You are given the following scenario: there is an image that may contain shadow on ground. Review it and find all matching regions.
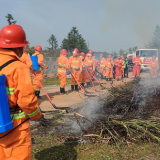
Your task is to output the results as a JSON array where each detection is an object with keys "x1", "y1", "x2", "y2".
[{"x1": 35, "y1": 139, "x2": 78, "y2": 160}]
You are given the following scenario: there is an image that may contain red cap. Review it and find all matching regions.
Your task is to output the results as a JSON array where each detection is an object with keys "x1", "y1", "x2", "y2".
[
  {"x1": 35, "y1": 45, "x2": 42, "y2": 52},
  {"x1": 61, "y1": 49, "x2": 67, "y2": 55},
  {"x1": 100, "y1": 53, "x2": 103, "y2": 56},
  {"x1": 89, "y1": 50, "x2": 93, "y2": 54},
  {"x1": 108, "y1": 55, "x2": 111, "y2": 58},
  {"x1": 80, "y1": 52, "x2": 85, "y2": 57}
]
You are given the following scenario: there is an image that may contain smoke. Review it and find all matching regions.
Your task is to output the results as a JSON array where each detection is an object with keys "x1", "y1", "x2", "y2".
[
  {"x1": 70, "y1": 99, "x2": 102, "y2": 134},
  {"x1": 101, "y1": 0, "x2": 160, "y2": 44}
]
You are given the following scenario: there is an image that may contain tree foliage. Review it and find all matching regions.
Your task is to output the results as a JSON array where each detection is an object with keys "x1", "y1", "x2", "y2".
[
  {"x1": 47, "y1": 34, "x2": 58, "y2": 50},
  {"x1": 27, "y1": 45, "x2": 35, "y2": 55},
  {"x1": 145, "y1": 25, "x2": 160, "y2": 49},
  {"x1": 61, "y1": 27, "x2": 88, "y2": 55},
  {"x1": 5, "y1": 14, "x2": 17, "y2": 25}
]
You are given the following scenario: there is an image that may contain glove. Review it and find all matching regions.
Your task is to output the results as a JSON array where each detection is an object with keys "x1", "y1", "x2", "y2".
[{"x1": 38, "y1": 115, "x2": 50, "y2": 126}]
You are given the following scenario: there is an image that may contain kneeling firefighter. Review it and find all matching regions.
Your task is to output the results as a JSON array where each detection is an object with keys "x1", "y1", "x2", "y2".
[
  {"x1": 68, "y1": 48, "x2": 82, "y2": 91},
  {"x1": 32, "y1": 45, "x2": 48, "y2": 99},
  {"x1": 0, "y1": 24, "x2": 45, "y2": 160},
  {"x1": 57, "y1": 49, "x2": 69, "y2": 94}
]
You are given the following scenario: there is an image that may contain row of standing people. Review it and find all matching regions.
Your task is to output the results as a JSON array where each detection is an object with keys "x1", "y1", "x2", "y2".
[
  {"x1": 99, "y1": 54, "x2": 129, "y2": 81},
  {"x1": 57, "y1": 48, "x2": 98, "y2": 95}
]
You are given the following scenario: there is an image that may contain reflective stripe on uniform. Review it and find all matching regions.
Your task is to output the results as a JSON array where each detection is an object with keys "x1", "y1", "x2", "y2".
[
  {"x1": 42, "y1": 64, "x2": 46, "y2": 67},
  {"x1": 71, "y1": 61, "x2": 80, "y2": 63},
  {"x1": 88, "y1": 60, "x2": 93, "y2": 63},
  {"x1": 58, "y1": 63, "x2": 65, "y2": 66},
  {"x1": 71, "y1": 66, "x2": 80, "y2": 69},
  {"x1": 58, "y1": 70, "x2": 66, "y2": 72},
  {"x1": 11, "y1": 112, "x2": 27, "y2": 120},
  {"x1": 6, "y1": 87, "x2": 14, "y2": 95},
  {"x1": 35, "y1": 89, "x2": 40, "y2": 91},
  {"x1": 28, "y1": 109, "x2": 39, "y2": 118}
]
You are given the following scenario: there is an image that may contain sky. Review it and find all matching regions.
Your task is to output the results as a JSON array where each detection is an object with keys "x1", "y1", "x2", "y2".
[{"x1": 1, "y1": 0, "x2": 160, "y2": 53}]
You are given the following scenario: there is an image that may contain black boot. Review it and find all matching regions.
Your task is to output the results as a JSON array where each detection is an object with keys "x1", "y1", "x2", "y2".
[
  {"x1": 63, "y1": 88, "x2": 68, "y2": 95},
  {"x1": 106, "y1": 78, "x2": 108, "y2": 81},
  {"x1": 60, "y1": 87, "x2": 63, "y2": 95},
  {"x1": 36, "y1": 91, "x2": 43, "y2": 100},
  {"x1": 81, "y1": 83, "x2": 84, "y2": 88},
  {"x1": 35, "y1": 91, "x2": 39, "y2": 97},
  {"x1": 71, "y1": 85, "x2": 74, "y2": 91},
  {"x1": 75, "y1": 85, "x2": 78, "y2": 91},
  {"x1": 109, "y1": 78, "x2": 111, "y2": 81},
  {"x1": 101, "y1": 75, "x2": 103, "y2": 79},
  {"x1": 87, "y1": 82, "x2": 90, "y2": 88}
]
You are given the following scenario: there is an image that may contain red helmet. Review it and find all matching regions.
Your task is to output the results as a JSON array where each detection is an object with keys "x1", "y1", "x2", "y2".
[
  {"x1": 73, "y1": 48, "x2": 79, "y2": 54},
  {"x1": 100, "y1": 53, "x2": 103, "y2": 56},
  {"x1": 35, "y1": 45, "x2": 42, "y2": 52},
  {"x1": 80, "y1": 52, "x2": 85, "y2": 57},
  {"x1": 120, "y1": 55, "x2": 124, "y2": 58},
  {"x1": 152, "y1": 55, "x2": 156, "y2": 58},
  {"x1": 89, "y1": 50, "x2": 93, "y2": 54},
  {"x1": 61, "y1": 49, "x2": 67, "y2": 55},
  {"x1": 0, "y1": 24, "x2": 29, "y2": 48},
  {"x1": 108, "y1": 55, "x2": 111, "y2": 58}
]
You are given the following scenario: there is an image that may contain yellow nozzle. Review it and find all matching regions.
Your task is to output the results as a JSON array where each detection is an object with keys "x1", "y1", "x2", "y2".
[
  {"x1": 0, "y1": 72, "x2": 2, "y2": 76},
  {"x1": 62, "y1": 110, "x2": 66, "y2": 113}
]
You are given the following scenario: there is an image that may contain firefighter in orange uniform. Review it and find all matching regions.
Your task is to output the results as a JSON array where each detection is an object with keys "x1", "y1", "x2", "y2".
[
  {"x1": 0, "y1": 24, "x2": 42, "y2": 160},
  {"x1": 149, "y1": 55, "x2": 159, "y2": 77},
  {"x1": 120, "y1": 55, "x2": 125, "y2": 78},
  {"x1": 32, "y1": 45, "x2": 48, "y2": 99},
  {"x1": 132, "y1": 55, "x2": 142, "y2": 79},
  {"x1": 20, "y1": 47, "x2": 33, "y2": 70},
  {"x1": 79, "y1": 52, "x2": 87, "y2": 87},
  {"x1": 99, "y1": 53, "x2": 106, "y2": 79},
  {"x1": 68, "y1": 48, "x2": 82, "y2": 91},
  {"x1": 57, "y1": 49, "x2": 68, "y2": 94},
  {"x1": 114, "y1": 56, "x2": 122, "y2": 80},
  {"x1": 105, "y1": 55, "x2": 114, "y2": 81},
  {"x1": 85, "y1": 50, "x2": 95, "y2": 87}
]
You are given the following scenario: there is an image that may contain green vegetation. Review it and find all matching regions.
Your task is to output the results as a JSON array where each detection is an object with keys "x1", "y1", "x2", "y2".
[
  {"x1": 32, "y1": 134, "x2": 160, "y2": 160},
  {"x1": 47, "y1": 34, "x2": 58, "y2": 50},
  {"x1": 5, "y1": 14, "x2": 17, "y2": 25},
  {"x1": 43, "y1": 77, "x2": 71, "y2": 86},
  {"x1": 61, "y1": 27, "x2": 89, "y2": 55}
]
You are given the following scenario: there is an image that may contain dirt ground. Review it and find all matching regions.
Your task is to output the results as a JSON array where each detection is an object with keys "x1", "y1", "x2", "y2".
[{"x1": 38, "y1": 72, "x2": 148, "y2": 112}]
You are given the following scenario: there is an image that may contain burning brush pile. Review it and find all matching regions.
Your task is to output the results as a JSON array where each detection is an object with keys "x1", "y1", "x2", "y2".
[{"x1": 76, "y1": 77, "x2": 160, "y2": 144}]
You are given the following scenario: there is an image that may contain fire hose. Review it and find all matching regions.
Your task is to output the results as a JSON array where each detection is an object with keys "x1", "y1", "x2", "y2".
[
  {"x1": 33, "y1": 71, "x2": 70, "y2": 113},
  {"x1": 83, "y1": 64, "x2": 96, "y2": 90},
  {"x1": 86, "y1": 67, "x2": 106, "y2": 89}
]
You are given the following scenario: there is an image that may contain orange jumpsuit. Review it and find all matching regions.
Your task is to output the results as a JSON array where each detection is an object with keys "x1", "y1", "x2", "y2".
[
  {"x1": 105, "y1": 58, "x2": 114, "y2": 79},
  {"x1": 57, "y1": 54, "x2": 68, "y2": 88},
  {"x1": 132, "y1": 57, "x2": 141, "y2": 79},
  {"x1": 68, "y1": 55, "x2": 82, "y2": 85},
  {"x1": 149, "y1": 59, "x2": 159, "y2": 77},
  {"x1": 120, "y1": 59, "x2": 125, "y2": 77},
  {"x1": 20, "y1": 51, "x2": 33, "y2": 70},
  {"x1": 32, "y1": 51, "x2": 47, "y2": 91},
  {"x1": 0, "y1": 49, "x2": 42, "y2": 160},
  {"x1": 79, "y1": 56, "x2": 87, "y2": 84},
  {"x1": 84, "y1": 54, "x2": 95, "y2": 81},
  {"x1": 99, "y1": 57, "x2": 106, "y2": 76},
  {"x1": 114, "y1": 58, "x2": 122, "y2": 80}
]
